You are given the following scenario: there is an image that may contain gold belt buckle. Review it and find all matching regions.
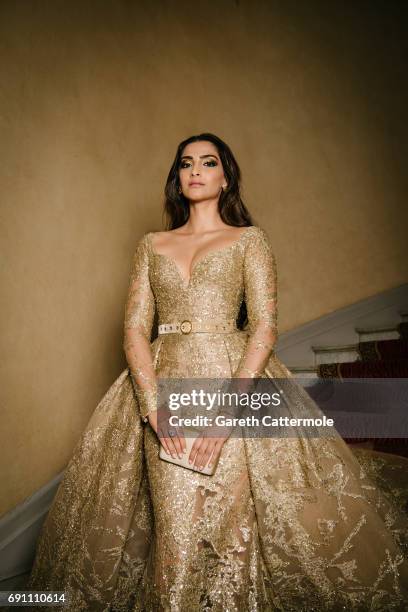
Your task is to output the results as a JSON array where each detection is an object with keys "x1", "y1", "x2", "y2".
[{"x1": 180, "y1": 320, "x2": 192, "y2": 334}]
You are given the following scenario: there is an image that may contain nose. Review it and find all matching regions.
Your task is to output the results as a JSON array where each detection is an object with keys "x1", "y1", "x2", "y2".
[{"x1": 190, "y1": 162, "x2": 201, "y2": 176}]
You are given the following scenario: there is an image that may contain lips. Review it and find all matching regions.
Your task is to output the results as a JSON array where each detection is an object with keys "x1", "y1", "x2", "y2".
[{"x1": 189, "y1": 182, "x2": 204, "y2": 186}]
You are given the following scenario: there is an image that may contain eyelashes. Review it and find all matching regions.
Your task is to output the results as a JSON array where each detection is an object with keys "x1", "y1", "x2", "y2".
[{"x1": 180, "y1": 160, "x2": 218, "y2": 169}]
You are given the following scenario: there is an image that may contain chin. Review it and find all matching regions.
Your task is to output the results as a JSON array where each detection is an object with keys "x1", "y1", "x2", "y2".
[{"x1": 187, "y1": 190, "x2": 217, "y2": 201}]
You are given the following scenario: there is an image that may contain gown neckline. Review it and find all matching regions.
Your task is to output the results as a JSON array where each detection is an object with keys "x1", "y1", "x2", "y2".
[{"x1": 147, "y1": 225, "x2": 253, "y2": 289}]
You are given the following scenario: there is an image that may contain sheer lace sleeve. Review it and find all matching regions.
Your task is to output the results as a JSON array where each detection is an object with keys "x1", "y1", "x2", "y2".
[
  {"x1": 123, "y1": 233, "x2": 157, "y2": 423},
  {"x1": 234, "y1": 227, "x2": 278, "y2": 380}
]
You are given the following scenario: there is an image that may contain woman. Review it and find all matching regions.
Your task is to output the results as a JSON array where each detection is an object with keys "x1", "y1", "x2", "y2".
[{"x1": 28, "y1": 133, "x2": 408, "y2": 611}]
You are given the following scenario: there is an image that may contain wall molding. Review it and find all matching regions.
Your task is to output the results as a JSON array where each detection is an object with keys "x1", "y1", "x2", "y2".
[{"x1": 0, "y1": 472, "x2": 63, "y2": 580}]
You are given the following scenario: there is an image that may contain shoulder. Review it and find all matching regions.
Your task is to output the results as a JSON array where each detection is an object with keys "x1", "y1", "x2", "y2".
[
  {"x1": 130, "y1": 232, "x2": 154, "y2": 261},
  {"x1": 134, "y1": 232, "x2": 151, "y2": 248},
  {"x1": 134, "y1": 230, "x2": 178, "y2": 257},
  {"x1": 244, "y1": 225, "x2": 268, "y2": 236},
  {"x1": 242, "y1": 225, "x2": 272, "y2": 245},
  {"x1": 136, "y1": 230, "x2": 167, "y2": 246},
  {"x1": 145, "y1": 229, "x2": 180, "y2": 251},
  {"x1": 242, "y1": 226, "x2": 276, "y2": 268}
]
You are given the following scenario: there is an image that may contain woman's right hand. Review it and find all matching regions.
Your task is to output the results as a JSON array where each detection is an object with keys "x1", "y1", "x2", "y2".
[{"x1": 148, "y1": 406, "x2": 186, "y2": 460}]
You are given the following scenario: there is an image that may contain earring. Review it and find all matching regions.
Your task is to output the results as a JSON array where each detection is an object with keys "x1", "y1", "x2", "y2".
[
  {"x1": 178, "y1": 186, "x2": 182, "y2": 194},
  {"x1": 222, "y1": 185, "x2": 227, "y2": 191}
]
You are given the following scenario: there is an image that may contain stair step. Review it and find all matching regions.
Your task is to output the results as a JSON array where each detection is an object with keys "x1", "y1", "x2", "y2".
[
  {"x1": 289, "y1": 366, "x2": 319, "y2": 375},
  {"x1": 288, "y1": 366, "x2": 319, "y2": 387},
  {"x1": 0, "y1": 572, "x2": 29, "y2": 590},
  {"x1": 399, "y1": 310, "x2": 408, "y2": 322},
  {"x1": 355, "y1": 325, "x2": 400, "y2": 342},
  {"x1": 311, "y1": 344, "x2": 360, "y2": 366},
  {"x1": 285, "y1": 308, "x2": 408, "y2": 381}
]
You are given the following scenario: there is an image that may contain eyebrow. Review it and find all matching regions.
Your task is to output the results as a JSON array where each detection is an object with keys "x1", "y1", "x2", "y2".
[{"x1": 180, "y1": 154, "x2": 219, "y2": 160}]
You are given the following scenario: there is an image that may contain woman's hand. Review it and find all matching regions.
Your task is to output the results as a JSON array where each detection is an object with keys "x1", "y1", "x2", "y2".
[
  {"x1": 148, "y1": 405, "x2": 186, "y2": 460},
  {"x1": 188, "y1": 422, "x2": 233, "y2": 471}
]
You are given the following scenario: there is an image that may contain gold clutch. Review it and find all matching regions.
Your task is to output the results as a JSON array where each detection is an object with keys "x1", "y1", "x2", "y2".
[{"x1": 159, "y1": 428, "x2": 219, "y2": 476}]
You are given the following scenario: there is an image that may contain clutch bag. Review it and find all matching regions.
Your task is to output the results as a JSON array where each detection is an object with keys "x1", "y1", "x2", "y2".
[{"x1": 159, "y1": 428, "x2": 219, "y2": 476}]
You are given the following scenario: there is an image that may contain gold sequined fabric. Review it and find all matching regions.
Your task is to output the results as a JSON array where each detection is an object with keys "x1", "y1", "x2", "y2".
[{"x1": 27, "y1": 226, "x2": 408, "y2": 611}]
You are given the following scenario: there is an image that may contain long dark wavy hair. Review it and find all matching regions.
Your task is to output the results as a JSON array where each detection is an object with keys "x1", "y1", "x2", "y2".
[{"x1": 162, "y1": 132, "x2": 255, "y2": 330}]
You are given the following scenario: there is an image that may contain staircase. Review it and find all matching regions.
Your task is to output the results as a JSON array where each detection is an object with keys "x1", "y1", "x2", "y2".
[{"x1": 288, "y1": 311, "x2": 408, "y2": 457}]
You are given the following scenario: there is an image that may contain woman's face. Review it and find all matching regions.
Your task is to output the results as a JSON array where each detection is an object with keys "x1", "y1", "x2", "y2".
[{"x1": 178, "y1": 141, "x2": 227, "y2": 202}]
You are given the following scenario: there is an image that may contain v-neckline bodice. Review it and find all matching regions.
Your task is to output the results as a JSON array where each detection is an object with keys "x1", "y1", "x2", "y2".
[{"x1": 147, "y1": 226, "x2": 252, "y2": 289}]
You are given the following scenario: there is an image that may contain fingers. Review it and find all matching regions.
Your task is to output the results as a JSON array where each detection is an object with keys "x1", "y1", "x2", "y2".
[
  {"x1": 158, "y1": 425, "x2": 227, "y2": 471},
  {"x1": 189, "y1": 436, "x2": 224, "y2": 471},
  {"x1": 158, "y1": 426, "x2": 186, "y2": 459},
  {"x1": 188, "y1": 435, "x2": 206, "y2": 468},
  {"x1": 178, "y1": 429, "x2": 186, "y2": 455},
  {"x1": 158, "y1": 430, "x2": 174, "y2": 457},
  {"x1": 159, "y1": 431, "x2": 178, "y2": 458},
  {"x1": 207, "y1": 440, "x2": 223, "y2": 469},
  {"x1": 175, "y1": 427, "x2": 186, "y2": 455}
]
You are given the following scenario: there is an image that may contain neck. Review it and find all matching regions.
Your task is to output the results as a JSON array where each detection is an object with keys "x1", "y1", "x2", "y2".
[{"x1": 184, "y1": 198, "x2": 228, "y2": 234}]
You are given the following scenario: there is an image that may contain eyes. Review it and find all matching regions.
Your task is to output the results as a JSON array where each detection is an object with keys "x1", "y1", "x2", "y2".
[{"x1": 180, "y1": 159, "x2": 218, "y2": 169}]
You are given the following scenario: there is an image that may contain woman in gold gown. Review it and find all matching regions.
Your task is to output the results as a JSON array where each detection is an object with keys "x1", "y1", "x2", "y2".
[{"x1": 28, "y1": 133, "x2": 408, "y2": 611}]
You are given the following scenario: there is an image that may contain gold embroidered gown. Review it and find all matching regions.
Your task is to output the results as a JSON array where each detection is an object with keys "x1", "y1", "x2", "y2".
[{"x1": 28, "y1": 226, "x2": 408, "y2": 611}]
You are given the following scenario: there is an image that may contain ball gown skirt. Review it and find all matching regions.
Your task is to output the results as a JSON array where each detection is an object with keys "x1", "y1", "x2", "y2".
[{"x1": 27, "y1": 226, "x2": 408, "y2": 611}]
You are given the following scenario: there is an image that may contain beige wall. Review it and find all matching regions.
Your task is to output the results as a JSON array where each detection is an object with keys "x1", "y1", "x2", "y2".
[{"x1": 1, "y1": 0, "x2": 407, "y2": 516}]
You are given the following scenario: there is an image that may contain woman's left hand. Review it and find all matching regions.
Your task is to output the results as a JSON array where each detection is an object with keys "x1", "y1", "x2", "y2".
[{"x1": 188, "y1": 423, "x2": 233, "y2": 471}]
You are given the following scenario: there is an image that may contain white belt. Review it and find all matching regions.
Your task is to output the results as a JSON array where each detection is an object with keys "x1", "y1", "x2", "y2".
[{"x1": 158, "y1": 319, "x2": 237, "y2": 335}]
